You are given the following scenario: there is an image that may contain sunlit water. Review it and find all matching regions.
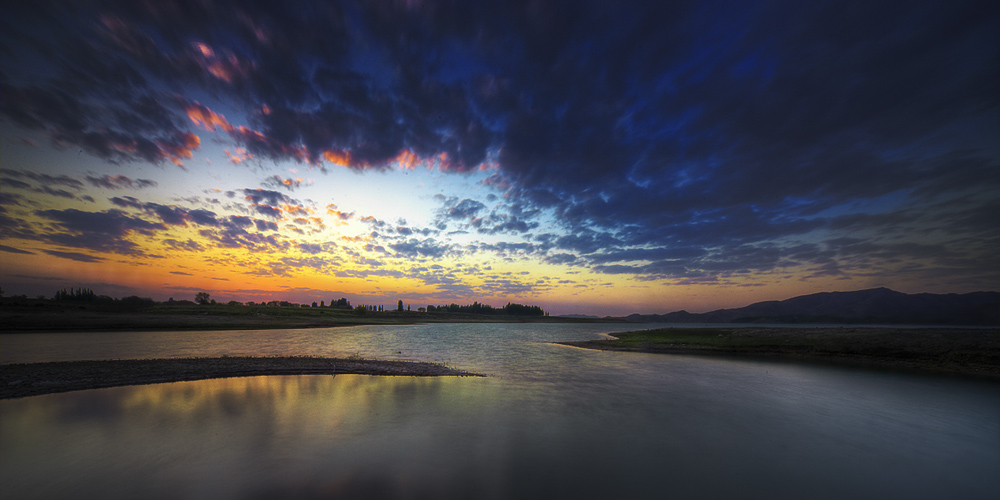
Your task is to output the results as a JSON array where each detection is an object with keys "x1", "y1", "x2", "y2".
[{"x1": 2, "y1": 324, "x2": 999, "y2": 499}]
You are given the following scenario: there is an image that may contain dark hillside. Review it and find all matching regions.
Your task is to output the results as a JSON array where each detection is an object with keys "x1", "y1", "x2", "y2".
[{"x1": 626, "y1": 288, "x2": 1000, "y2": 325}]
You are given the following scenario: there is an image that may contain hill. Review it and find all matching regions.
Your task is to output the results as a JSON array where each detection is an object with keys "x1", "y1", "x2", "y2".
[{"x1": 625, "y1": 288, "x2": 1000, "y2": 325}]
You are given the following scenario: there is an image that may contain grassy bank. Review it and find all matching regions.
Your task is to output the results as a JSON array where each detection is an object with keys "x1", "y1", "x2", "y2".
[
  {"x1": 0, "y1": 356, "x2": 483, "y2": 399},
  {"x1": 559, "y1": 327, "x2": 1000, "y2": 379},
  {"x1": 0, "y1": 301, "x2": 608, "y2": 333}
]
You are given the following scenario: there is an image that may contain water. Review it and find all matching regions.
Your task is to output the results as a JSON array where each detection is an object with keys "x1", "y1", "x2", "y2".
[{"x1": 2, "y1": 324, "x2": 999, "y2": 499}]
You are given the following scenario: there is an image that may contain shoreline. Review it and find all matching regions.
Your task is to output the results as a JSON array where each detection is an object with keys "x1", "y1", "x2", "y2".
[
  {"x1": 557, "y1": 327, "x2": 1000, "y2": 380},
  {"x1": 0, "y1": 356, "x2": 484, "y2": 399},
  {"x1": 0, "y1": 304, "x2": 611, "y2": 334}
]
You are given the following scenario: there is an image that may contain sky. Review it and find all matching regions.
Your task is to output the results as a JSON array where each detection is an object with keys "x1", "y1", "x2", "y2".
[{"x1": 1, "y1": 0, "x2": 998, "y2": 316}]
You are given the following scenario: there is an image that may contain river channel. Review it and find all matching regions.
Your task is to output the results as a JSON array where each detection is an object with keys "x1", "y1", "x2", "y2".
[{"x1": 2, "y1": 323, "x2": 998, "y2": 499}]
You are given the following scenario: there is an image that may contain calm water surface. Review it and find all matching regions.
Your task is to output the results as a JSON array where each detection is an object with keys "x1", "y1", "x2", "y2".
[{"x1": 2, "y1": 324, "x2": 999, "y2": 499}]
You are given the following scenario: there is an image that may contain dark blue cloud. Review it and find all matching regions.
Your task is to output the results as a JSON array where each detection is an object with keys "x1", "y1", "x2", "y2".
[
  {"x1": 86, "y1": 175, "x2": 157, "y2": 190},
  {"x1": 2, "y1": 0, "x2": 997, "y2": 286},
  {"x1": 254, "y1": 219, "x2": 279, "y2": 232},
  {"x1": 389, "y1": 238, "x2": 454, "y2": 259},
  {"x1": 38, "y1": 208, "x2": 165, "y2": 237},
  {"x1": 446, "y1": 199, "x2": 487, "y2": 220},
  {"x1": 42, "y1": 249, "x2": 105, "y2": 263},
  {"x1": 110, "y1": 196, "x2": 220, "y2": 227},
  {"x1": 240, "y1": 189, "x2": 292, "y2": 207},
  {"x1": 33, "y1": 208, "x2": 166, "y2": 255},
  {"x1": 0, "y1": 244, "x2": 34, "y2": 255},
  {"x1": 162, "y1": 238, "x2": 204, "y2": 253}
]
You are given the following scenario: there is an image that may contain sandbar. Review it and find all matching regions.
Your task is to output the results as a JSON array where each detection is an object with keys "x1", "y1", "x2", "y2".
[{"x1": 0, "y1": 356, "x2": 482, "y2": 399}]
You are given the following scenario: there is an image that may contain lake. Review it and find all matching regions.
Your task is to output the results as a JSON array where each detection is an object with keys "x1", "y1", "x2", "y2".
[{"x1": 2, "y1": 323, "x2": 999, "y2": 499}]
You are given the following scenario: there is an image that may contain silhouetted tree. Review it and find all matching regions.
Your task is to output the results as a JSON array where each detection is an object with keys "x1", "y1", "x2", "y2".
[
  {"x1": 195, "y1": 292, "x2": 211, "y2": 305},
  {"x1": 120, "y1": 296, "x2": 155, "y2": 308},
  {"x1": 423, "y1": 301, "x2": 546, "y2": 316},
  {"x1": 54, "y1": 288, "x2": 97, "y2": 301},
  {"x1": 398, "y1": 300, "x2": 404, "y2": 312},
  {"x1": 331, "y1": 298, "x2": 352, "y2": 309}
]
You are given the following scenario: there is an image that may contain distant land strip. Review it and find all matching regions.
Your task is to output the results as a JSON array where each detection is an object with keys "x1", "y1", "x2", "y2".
[
  {"x1": 0, "y1": 302, "x2": 608, "y2": 333},
  {"x1": 0, "y1": 356, "x2": 483, "y2": 399},
  {"x1": 558, "y1": 327, "x2": 1000, "y2": 380}
]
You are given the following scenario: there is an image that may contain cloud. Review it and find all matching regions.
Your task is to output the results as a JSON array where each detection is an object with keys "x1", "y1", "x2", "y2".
[
  {"x1": 33, "y1": 208, "x2": 165, "y2": 255},
  {"x1": 298, "y1": 243, "x2": 336, "y2": 255},
  {"x1": 325, "y1": 204, "x2": 355, "y2": 224},
  {"x1": 110, "y1": 196, "x2": 219, "y2": 227},
  {"x1": 197, "y1": 216, "x2": 290, "y2": 253},
  {"x1": 162, "y1": 238, "x2": 204, "y2": 252},
  {"x1": 38, "y1": 208, "x2": 165, "y2": 237},
  {"x1": 389, "y1": 238, "x2": 455, "y2": 259},
  {"x1": 253, "y1": 204, "x2": 283, "y2": 219},
  {"x1": 544, "y1": 253, "x2": 579, "y2": 266},
  {"x1": 0, "y1": 244, "x2": 35, "y2": 255},
  {"x1": 185, "y1": 101, "x2": 237, "y2": 133},
  {"x1": 2, "y1": 169, "x2": 85, "y2": 190},
  {"x1": 254, "y1": 219, "x2": 279, "y2": 232},
  {"x1": 0, "y1": 169, "x2": 94, "y2": 200},
  {"x1": 240, "y1": 188, "x2": 293, "y2": 207},
  {"x1": 445, "y1": 198, "x2": 487, "y2": 220},
  {"x1": 42, "y1": 249, "x2": 105, "y2": 263},
  {"x1": 3, "y1": 0, "x2": 997, "y2": 288},
  {"x1": 0, "y1": 80, "x2": 198, "y2": 166},
  {"x1": 86, "y1": 175, "x2": 158, "y2": 190},
  {"x1": 262, "y1": 175, "x2": 309, "y2": 191}
]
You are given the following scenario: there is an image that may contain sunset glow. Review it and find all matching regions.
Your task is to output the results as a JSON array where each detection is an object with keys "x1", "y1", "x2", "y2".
[{"x1": 1, "y1": 0, "x2": 997, "y2": 315}]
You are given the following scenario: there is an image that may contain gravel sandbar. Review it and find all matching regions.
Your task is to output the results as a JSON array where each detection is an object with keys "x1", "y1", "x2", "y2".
[{"x1": 0, "y1": 356, "x2": 482, "y2": 399}]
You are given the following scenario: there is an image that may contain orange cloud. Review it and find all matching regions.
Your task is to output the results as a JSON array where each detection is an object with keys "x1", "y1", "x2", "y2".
[
  {"x1": 325, "y1": 203, "x2": 354, "y2": 225},
  {"x1": 394, "y1": 149, "x2": 419, "y2": 169},
  {"x1": 282, "y1": 204, "x2": 310, "y2": 216},
  {"x1": 341, "y1": 234, "x2": 371, "y2": 242},
  {"x1": 158, "y1": 132, "x2": 201, "y2": 166},
  {"x1": 226, "y1": 147, "x2": 252, "y2": 164},
  {"x1": 195, "y1": 42, "x2": 214, "y2": 58},
  {"x1": 186, "y1": 103, "x2": 235, "y2": 133},
  {"x1": 192, "y1": 42, "x2": 253, "y2": 83},
  {"x1": 322, "y1": 149, "x2": 353, "y2": 167}
]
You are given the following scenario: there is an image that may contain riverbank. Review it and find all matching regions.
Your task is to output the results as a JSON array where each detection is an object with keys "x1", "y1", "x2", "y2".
[
  {"x1": 558, "y1": 327, "x2": 1000, "y2": 379},
  {"x1": 0, "y1": 356, "x2": 483, "y2": 399},
  {"x1": 0, "y1": 301, "x2": 609, "y2": 333}
]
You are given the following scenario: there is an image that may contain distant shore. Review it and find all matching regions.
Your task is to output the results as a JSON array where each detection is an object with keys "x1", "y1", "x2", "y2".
[
  {"x1": 0, "y1": 301, "x2": 610, "y2": 334},
  {"x1": 0, "y1": 356, "x2": 483, "y2": 399},
  {"x1": 558, "y1": 327, "x2": 1000, "y2": 380}
]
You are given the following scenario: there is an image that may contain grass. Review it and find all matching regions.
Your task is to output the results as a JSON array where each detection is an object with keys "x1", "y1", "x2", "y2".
[
  {"x1": 0, "y1": 301, "x2": 599, "y2": 333},
  {"x1": 562, "y1": 327, "x2": 1000, "y2": 379}
]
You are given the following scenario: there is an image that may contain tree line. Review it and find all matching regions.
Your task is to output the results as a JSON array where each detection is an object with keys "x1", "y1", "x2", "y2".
[
  {"x1": 426, "y1": 301, "x2": 546, "y2": 316},
  {"x1": 23, "y1": 289, "x2": 545, "y2": 317}
]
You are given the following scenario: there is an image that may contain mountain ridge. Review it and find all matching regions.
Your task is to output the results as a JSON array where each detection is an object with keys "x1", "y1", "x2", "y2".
[{"x1": 623, "y1": 288, "x2": 1000, "y2": 325}]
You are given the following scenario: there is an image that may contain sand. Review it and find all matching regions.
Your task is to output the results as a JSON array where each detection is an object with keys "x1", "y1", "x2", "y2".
[{"x1": 0, "y1": 356, "x2": 482, "y2": 399}]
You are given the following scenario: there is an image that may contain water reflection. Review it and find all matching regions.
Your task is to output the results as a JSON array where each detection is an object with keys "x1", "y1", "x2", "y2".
[
  {"x1": 2, "y1": 375, "x2": 487, "y2": 500},
  {"x1": 3, "y1": 324, "x2": 1000, "y2": 500}
]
